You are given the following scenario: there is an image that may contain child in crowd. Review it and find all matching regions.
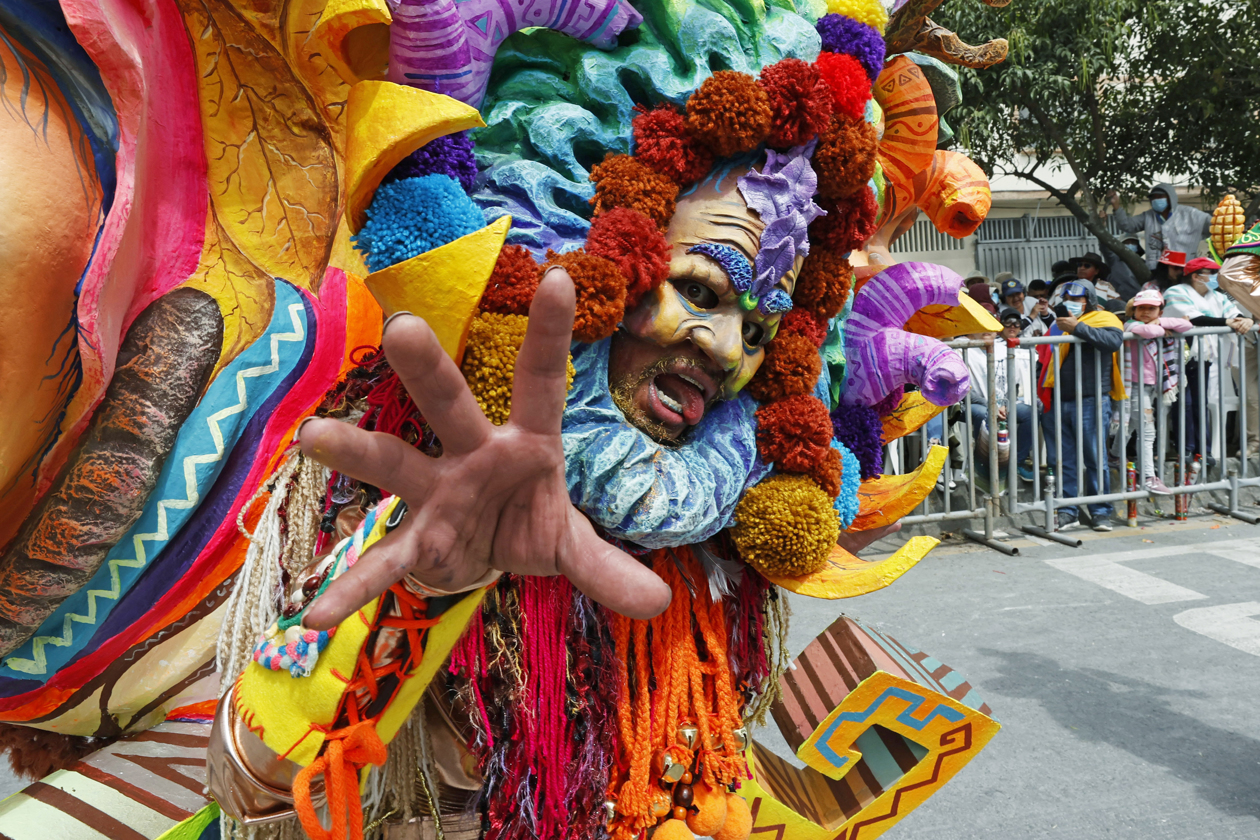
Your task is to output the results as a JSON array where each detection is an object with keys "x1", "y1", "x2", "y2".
[{"x1": 1123, "y1": 289, "x2": 1192, "y2": 493}]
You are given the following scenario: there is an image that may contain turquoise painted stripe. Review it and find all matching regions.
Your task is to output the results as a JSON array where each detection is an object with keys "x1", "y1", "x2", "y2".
[
  {"x1": 1, "y1": 282, "x2": 310, "y2": 679},
  {"x1": 939, "y1": 670, "x2": 966, "y2": 692},
  {"x1": 854, "y1": 727, "x2": 903, "y2": 791}
]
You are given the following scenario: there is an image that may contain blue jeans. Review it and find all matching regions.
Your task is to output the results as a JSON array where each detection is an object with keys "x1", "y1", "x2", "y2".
[{"x1": 1043, "y1": 399, "x2": 1113, "y2": 520}]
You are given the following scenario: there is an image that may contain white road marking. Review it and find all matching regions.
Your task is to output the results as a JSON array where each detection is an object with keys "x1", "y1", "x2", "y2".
[
  {"x1": 1044, "y1": 555, "x2": 1207, "y2": 604},
  {"x1": 1205, "y1": 538, "x2": 1260, "y2": 569},
  {"x1": 1173, "y1": 602, "x2": 1260, "y2": 657}
]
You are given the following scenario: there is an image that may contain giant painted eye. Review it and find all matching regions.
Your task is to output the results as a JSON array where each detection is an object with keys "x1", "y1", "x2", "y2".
[
  {"x1": 672, "y1": 278, "x2": 719, "y2": 309},
  {"x1": 742, "y1": 320, "x2": 766, "y2": 346}
]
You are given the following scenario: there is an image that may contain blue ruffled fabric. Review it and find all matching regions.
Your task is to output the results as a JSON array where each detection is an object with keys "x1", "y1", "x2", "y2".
[{"x1": 562, "y1": 340, "x2": 770, "y2": 548}]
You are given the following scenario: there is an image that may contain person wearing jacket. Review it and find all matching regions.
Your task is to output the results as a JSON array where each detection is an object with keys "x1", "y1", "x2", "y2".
[
  {"x1": 1123, "y1": 289, "x2": 1193, "y2": 494},
  {"x1": 964, "y1": 308, "x2": 1037, "y2": 482},
  {"x1": 1103, "y1": 234, "x2": 1144, "y2": 300},
  {"x1": 1038, "y1": 280, "x2": 1126, "y2": 531},
  {"x1": 1162, "y1": 257, "x2": 1254, "y2": 464},
  {"x1": 1109, "y1": 183, "x2": 1211, "y2": 271}
]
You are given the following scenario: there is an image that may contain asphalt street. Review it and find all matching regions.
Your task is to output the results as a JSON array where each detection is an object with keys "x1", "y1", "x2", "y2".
[{"x1": 753, "y1": 514, "x2": 1260, "y2": 840}]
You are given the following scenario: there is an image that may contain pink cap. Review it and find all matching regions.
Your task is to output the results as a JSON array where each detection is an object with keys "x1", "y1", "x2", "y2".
[{"x1": 1133, "y1": 289, "x2": 1163, "y2": 306}]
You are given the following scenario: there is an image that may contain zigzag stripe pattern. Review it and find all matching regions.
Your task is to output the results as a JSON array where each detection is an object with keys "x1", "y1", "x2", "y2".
[{"x1": 3, "y1": 303, "x2": 307, "y2": 676}]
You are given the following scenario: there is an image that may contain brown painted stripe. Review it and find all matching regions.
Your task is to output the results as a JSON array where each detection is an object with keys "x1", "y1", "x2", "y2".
[
  {"x1": 781, "y1": 668, "x2": 821, "y2": 732},
  {"x1": 874, "y1": 726, "x2": 921, "y2": 774},
  {"x1": 817, "y1": 627, "x2": 861, "y2": 695},
  {"x1": 24, "y1": 781, "x2": 150, "y2": 840},
  {"x1": 71, "y1": 762, "x2": 192, "y2": 822},
  {"x1": 830, "y1": 621, "x2": 878, "y2": 684},
  {"x1": 127, "y1": 730, "x2": 208, "y2": 748},
  {"x1": 752, "y1": 744, "x2": 815, "y2": 820},
  {"x1": 824, "y1": 772, "x2": 863, "y2": 819},
  {"x1": 852, "y1": 758, "x2": 884, "y2": 804},
  {"x1": 118, "y1": 754, "x2": 206, "y2": 795},
  {"x1": 880, "y1": 634, "x2": 945, "y2": 690},
  {"x1": 797, "y1": 652, "x2": 842, "y2": 729}
]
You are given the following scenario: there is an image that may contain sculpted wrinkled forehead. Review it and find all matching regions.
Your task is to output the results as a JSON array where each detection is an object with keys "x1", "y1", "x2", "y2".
[{"x1": 666, "y1": 173, "x2": 765, "y2": 264}]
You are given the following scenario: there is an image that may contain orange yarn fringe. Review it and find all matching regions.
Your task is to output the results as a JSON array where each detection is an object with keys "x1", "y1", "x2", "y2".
[{"x1": 609, "y1": 547, "x2": 747, "y2": 839}]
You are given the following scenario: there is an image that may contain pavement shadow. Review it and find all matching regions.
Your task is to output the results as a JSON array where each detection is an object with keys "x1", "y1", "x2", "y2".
[{"x1": 978, "y1": 648, "x2": 1260, "y2": 820}]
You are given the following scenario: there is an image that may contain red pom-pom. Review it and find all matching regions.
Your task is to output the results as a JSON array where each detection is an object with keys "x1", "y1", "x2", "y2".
[
  {"x1": 809, "y1": 446, "x2": 843, "y2": 497},
  {"x1": 590, "y1": 154, "x2": 679, "y2": 228},
  {"x1": 779, "y1": 308, "x2": 827, "y2": 347},
  {"x1": 794, "y1": 249, "x2": 854, "y2": 320},
  {"x1": 811, "y1": 189, "x2": 879, "y2": 253},
  {"x1": 745, "y1": 333, "x2": 821, "y2": 402},
  {"x1": 633, "y1": 105, "x2": 714, "y2": 187},
  {"x1": 813, "y1": 115, "x2": 879, "y2": 200},
  {"x1": 685, "y1": 71, "x2": 772, "y2": 157},
  {"x1": 544, "y1": 249, "x2": 628, "y2": 342},
  {"x1": 815, "y1": 52, "x2": 872, "y2": 121},
  {"x1": 585, "y1": 207, "x2": 672, "y2": 310},
  {"x1": 480, "y1": 245, "x2": 542, "y2": 316},
  {"x1": 759, "y1": 58, "x2": 833, "y2": 149},
  {"x1": 756, "y1": 394, "x2": 834, "y2": 473}
]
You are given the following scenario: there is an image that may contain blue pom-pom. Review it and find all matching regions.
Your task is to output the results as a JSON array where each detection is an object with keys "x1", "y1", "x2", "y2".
[
  {"x1": 354, "y1": 174, "x2": 486, "y2": 273},
  {"x1": 833, "y1": 439, "x2": 861, "y2": 529}
]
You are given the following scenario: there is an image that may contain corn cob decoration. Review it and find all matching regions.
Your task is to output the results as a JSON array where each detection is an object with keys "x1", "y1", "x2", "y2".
[{"x1": 1211, "y1": 194, "x2": 1247, "y2": 256}]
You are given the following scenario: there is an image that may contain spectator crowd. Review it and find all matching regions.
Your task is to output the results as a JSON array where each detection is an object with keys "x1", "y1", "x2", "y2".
[{"x1": 931, "y1": 183, "x2": 1259, "y2": 532}]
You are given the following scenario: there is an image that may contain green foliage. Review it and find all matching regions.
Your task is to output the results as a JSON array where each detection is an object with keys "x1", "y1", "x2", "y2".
[{"x1": 935, "y1": 0, "x2": 1260, "y2": 279}]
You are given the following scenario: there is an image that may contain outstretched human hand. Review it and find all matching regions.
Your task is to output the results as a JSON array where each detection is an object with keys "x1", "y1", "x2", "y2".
[{"x1": 298, "y1": 268, "x2": 673, "y2": 630}]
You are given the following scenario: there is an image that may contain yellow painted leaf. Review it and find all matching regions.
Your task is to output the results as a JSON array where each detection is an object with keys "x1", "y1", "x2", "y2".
[
  {"x1": 760, "y1": 535, "x2": 938, "y2": 600},
  {"x1": 882, "y1": 390, "x2": 946, "y2": 442},
  {"x1": 181, "y1": 210, "x2": 275, "y2": 378},
  {"x1": 903, "y1": 292, "x2": 1002, "y2": 338},
  {"x1": 850, "y1": 444, "x2": 947, "y2": 531},
  {"x1": 175, "y1": 0, "x2": 338, "y2": 291}
]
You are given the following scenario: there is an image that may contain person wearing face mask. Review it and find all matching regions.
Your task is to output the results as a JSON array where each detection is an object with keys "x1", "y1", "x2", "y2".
[
  {"x1": 1108, "y1": 184, "x2": 1212, "y2": 272},
  {"x1": 1102, "y1": 235, "x2": 1144, "y2": 300},
  {"x1": 1161, "y1": 257, "x2": 1254, "y2": 465},
  {"x1": 1070, "y1": 252, "x2": 1119, "y2": 301},
  {"x1": 1037, "y1": 280, "x2": 1126, "y2": 531},
  {"x1": 1122, "y1": 290, "x2": 1193, "y2": 494}
]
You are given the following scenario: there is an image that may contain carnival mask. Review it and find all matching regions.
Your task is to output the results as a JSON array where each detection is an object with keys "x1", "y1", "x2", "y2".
[{"x1": 609, "y1": 172, "x2": 803, "y2": 442}]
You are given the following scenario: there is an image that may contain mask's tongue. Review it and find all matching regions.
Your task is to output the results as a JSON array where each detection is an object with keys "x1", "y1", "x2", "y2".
[{"x1": 655, "y1": 373, "x2": 705, "y2": 425}]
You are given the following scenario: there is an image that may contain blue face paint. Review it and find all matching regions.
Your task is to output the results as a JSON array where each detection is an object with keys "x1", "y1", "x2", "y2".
[{"x1": 1151, "y1": 197, "x2": 1169, "y2": 213}]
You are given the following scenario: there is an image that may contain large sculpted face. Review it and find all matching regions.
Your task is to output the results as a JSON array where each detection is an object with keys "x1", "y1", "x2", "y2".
[{"x1": 608, "y1": 174, "x2": 799, "y2": 442}]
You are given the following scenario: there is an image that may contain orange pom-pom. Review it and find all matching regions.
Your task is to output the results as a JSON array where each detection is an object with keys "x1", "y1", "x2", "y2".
[
  {"x1": 811, "y1": 189, "x2": 879, "y2": 253},
  {"x1": 809, "y1": 445, "x2": 843, "y2": 497},
  {"x1": 685, "y1": 71, "x2": 772, "y2": 158},
  {"x1": 480, "y1": 245, "x2": 542, "y2": 316},
  {"x1": 656, "y1": 818, "x2": 696, "y2": 840},
  {"x1": 633, "y1": 105, "x2": 715, "y2": 186},
  {"x1": 813, "y1": 115, "x2": 878, "y2": 200},
  {"x1": 793, "y1": 248, "x2": 853, "y2": 320},
  {"x1": 686, "y1": 781, "x2": 729, "y2": 836},
  {"x1": 745, "y1": 333, "x2": 821, "y2": 402},
  {"x1": 585, "y1": 207, "x2": 671, "y2": 310},
  {"x1": 778, "y1": 308, "x2": 827, "y2": 347},
  {"x1": 590, "y1": 153, "x2": 679, "y2": 228},
  {"x1": 756, "y1": 394, "x2": 833, "y2": 474},
  {"x1": 815, "y1": 51, "x2": 873, "y2": 121},
  {"x1": 544, "y1": 249, "x2": 628, "y2": 342},
  {"x1": 712, "y1": 794, "x2": 753, "y2": 840},
  {"x1": 759, "y1": 58, "x2": 833, "y2": 149}
]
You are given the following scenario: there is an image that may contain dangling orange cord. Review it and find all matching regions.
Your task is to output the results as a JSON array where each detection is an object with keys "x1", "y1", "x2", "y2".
[{"x1": 294, "y1": 719, "x2": 388, "y2": 840}]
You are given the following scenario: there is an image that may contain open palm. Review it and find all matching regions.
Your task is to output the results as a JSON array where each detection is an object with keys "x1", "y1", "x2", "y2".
[{"x1": 299, "y1": 269, "x2": 672, "y2": 629}]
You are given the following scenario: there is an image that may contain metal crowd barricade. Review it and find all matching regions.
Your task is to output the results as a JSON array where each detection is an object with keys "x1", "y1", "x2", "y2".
[{"x1": 888, "y1": 325, "x2": 1260, "y2": 553}]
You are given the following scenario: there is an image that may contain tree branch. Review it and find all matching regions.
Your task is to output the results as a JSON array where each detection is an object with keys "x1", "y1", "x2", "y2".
[
  {"x1": 1014, "y1": 171, "x2": 1150, "y2": 283},
  {"x1": 1018, "y1": 89, "x2": 1097, "y2": 211}
]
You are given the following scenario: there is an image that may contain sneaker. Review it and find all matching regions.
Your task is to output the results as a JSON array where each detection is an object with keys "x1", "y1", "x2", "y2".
[
  {"x1": 1018, "y1": 465, "x2": 1036, "y2": 483},
  {"x1": 1057, "y1": 512, "x2": 1083, "y2": 531},
  {"x1": 1092, "y1": 519, "x2": 1114, "y2": 532},
  {"x1": 1145, "y1": 476, "x2": 1173, "y2": 495}
]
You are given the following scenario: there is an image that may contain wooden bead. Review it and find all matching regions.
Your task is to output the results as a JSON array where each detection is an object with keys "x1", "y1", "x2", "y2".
[
  {"x1": 680, "y1": 771, "x2": 693, "y2": 785},
  {"x1": 673, "y1": 783, "x2": 694, "y2": 808},
  {"x1": 302, "y1": 575, "x2": 322, "y2": 597},
  {"x1": 672, "y1": 806, "x2": 688, "y2": 821}
]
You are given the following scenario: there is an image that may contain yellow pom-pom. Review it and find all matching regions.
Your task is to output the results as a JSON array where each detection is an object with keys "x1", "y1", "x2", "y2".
[
  {"x1": 460, "y1": 311, "x2": 575, "y2": 425},
  {"x1": 712, "y1": 793, "x2": 753, "y2": 840},
  {"x1": 654, "y1": 818, "x2": 696, "y2": 840},
  {"x1": 823, "y1": 0, "x2": 888, "y2": 32},
  {"x1": 686, "y1": 782, "x2": 728, "y2": 836},
  {"x1": 730, "y1": 474, "x2": 839, "y2": 577}
]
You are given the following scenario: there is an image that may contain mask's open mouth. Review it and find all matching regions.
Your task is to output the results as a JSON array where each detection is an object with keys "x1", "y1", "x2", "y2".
[{"x1": 650, "y1": 372, "x2": 709, "y2": 426}]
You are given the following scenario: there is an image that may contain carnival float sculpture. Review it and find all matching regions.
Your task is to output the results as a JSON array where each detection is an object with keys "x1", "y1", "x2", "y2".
[{"x1": 0, "y1": 0, "x2": 1010, "y2": 836}]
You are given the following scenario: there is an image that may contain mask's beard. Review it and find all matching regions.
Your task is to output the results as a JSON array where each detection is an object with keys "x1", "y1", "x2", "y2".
[{"x1": 609, "y1": 355, "x2": 719, "y2": 446}]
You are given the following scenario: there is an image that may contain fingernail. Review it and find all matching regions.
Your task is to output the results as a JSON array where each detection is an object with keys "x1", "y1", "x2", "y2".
[
  {"x1": 294, "y1": 416, "x2": 319, "y2": 444},
  {"x1": 382, "y1": 310, "x2": 415, "y2": 336}
]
